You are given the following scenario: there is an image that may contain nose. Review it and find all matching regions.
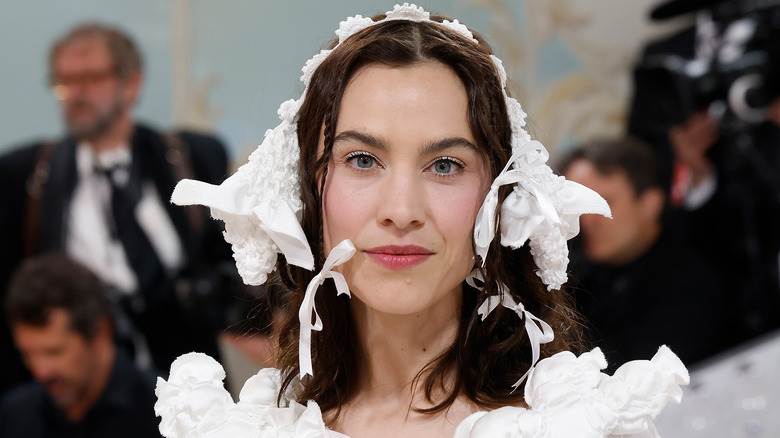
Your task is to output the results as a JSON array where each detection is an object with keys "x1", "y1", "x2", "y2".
[{"x1": 376, "y1": 167, "x2": 426, "y2": 232}]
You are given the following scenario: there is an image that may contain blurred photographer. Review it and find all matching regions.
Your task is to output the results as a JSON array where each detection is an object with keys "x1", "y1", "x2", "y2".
[
  {"x1": 1, "y1": 254, "x2": 161, "y2": 437},
  {"x1": 629, "y1": 0, "x2": 780, "y2": 341},
  {"x1": 561, "y1": 138, "x2": 733, "y2": 369},
  {"x1": 0, "y1": 22, "x2": 239, "y2": 392}
]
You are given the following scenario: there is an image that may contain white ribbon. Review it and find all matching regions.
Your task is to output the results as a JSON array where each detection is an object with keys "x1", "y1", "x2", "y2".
[
  {"x1": 467, "y1": 271, "x2": 555, "y2": 390},
  {"x1": 473, "y1": 159, "x2": 524, "y2": 265},
  {"x1": 251, "y1": 201, "x2": 314, "y2": 270},
  {"x1": 474, "y1": 156, "x2": 611, "y2": 269},
  {"x1": 298, "y1": 239, "x2": 356, "y2": 378},
  {"x1": 171, "y1": 178, "x2": 315, "y2": 270}
]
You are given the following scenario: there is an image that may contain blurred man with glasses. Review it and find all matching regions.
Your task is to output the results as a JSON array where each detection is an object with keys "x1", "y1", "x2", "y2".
[{"x1": 0, "y1": 23, "x2": 235, "y2": 394}]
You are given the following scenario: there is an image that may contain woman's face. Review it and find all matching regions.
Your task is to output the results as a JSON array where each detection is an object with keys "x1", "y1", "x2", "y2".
[{"x1": 322, "y1": 60, "x2": 490, "y2": 315}]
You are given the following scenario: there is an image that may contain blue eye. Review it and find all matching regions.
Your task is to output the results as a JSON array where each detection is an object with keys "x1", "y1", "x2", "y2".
[
  {"x1": 346, "y1": 152, "x2": 378, "y2": 170},
  {"x1": 429, "y1": 157, "x2": 463, "y2": 176},
  {"x1": 434, "y1": 160, "x2": 453, "y2": 174}
]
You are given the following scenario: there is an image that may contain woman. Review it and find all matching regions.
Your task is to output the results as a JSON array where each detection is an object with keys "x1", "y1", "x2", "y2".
[{"x1": 156, "y1": 5, "x2": 688, "y2": 437}]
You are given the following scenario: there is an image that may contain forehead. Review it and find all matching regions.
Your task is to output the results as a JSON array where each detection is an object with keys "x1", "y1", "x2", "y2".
[
  {"x1": 566, "y1": 159, "x2": 634, "y2": 196},
  {"x1": 53, "y1": 36, "x2": 112, "y2": 72},
  {"x1": 336, "y1": 61, "x2": 474, "y2": 145},
  {"x1": 14, "y1": 309, "x2": 78, "y2": 344}
]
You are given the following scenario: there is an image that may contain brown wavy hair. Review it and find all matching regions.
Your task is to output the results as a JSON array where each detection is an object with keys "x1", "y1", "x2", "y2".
[{"x1": 273, "y1": 14, "x2": 585, "y2": 419}]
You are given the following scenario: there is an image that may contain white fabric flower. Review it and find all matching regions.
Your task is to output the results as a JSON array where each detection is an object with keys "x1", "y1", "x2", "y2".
[
  {"x1": 238, "y1": 368, "x2": 285, "y2": 407},
  {"x1": 215, "y1": 210, "x2": 277, "y2": 286},
  {"x1": 441, "y1": 19, "x2": 476, "y2": 42},
  {"x1": 384, "y1": 3, "x2": 430, "y2": 22},
  {"x1": 335, "y1": 15, "x2": 374, "y2": 43},
  {"x1": 528, "y1": 230, "x2": 570, "y2": 291},
  {"x1": 488, "y1": 133, "x2": 610, "y2": 290},
  {"x1": 512, "y1": 138, "x2": 549, "y2": 173},
  {"x1": 523, "y1": 348, "x2": 608, "y2": 410},
  {"x1": 454, "y1": 407, "x2": 549, "y2": 438},
  {"x1": 154, "y1": 353, "x2": 234, "y2": 438},
  {"x1": 506, "y1": 97, "x2": 529, "y2": 130},
  {"x1": 300, "y1": 49, "x2": 332, "y2": 86},
  {"x1": 598, "y1": 346, "x2": 689, "y2": 435},
  {"x1": 491, "y1": 55, "x2": 508, "y2": 89},
  {"x1": 497, "y1": 148, "x2": 610, "y2": 291},
  {"x1": 277, "y1": 98, "x2": 302, "y2": 123},
  {"x1": 157, "y1": 347, "x2": 688, "y2": 438},
  {"x1": 155, "y1": 354, "x2": 348, "y2": 438},
  {"x1": 454, "y1": 347, "x2": 689, "y2": 437}
]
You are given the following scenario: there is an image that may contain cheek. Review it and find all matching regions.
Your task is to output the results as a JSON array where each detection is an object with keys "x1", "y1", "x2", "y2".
[
  {"x1": 322, "y1": 171, "x2": 377, "y2": 253},
  {"x1": 592, "y1": 203, "x2": 637, "y2": 248},
  {"x1": 428, "y1": 182, "x2": 483, "y2": 251}
]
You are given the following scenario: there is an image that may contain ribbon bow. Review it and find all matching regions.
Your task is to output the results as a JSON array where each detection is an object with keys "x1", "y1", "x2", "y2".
[
  {"x1": 172, "y1": 177, "x2": 315, "y2": 271},
  {"x1": 467, "y1": 271, "x2": 555, "y2": 390},
  {"x1": 298, "y1": 239, "x2": 356, "y2": 378},
  {"x1": 473, "y1": 160, "x2": 525, "y2": 265}
]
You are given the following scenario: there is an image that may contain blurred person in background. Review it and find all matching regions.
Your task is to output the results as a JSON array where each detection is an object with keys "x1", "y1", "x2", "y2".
[
  {"x1": 560, "y1": 137, "x2": 734, "y2": 369},
  {"x1": 0, "y1": 22, "x2": 237, "y2": 393},
  {"x1": 629, "y1": 0, "x2": 780, "y2": 342},
  {"x1": 0, "y1": 254, "x2": 161, "y2": 437}
]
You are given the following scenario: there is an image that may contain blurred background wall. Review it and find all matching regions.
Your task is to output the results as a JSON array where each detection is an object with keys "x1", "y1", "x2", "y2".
[{"x1": 0, "y1": 0, "x2": 684, "y2": 159}]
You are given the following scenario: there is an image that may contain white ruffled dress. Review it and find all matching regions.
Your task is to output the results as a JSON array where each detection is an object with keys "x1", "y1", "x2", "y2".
[{"x1": 154, "y1": 345, "x2": 688, "y2": 438}]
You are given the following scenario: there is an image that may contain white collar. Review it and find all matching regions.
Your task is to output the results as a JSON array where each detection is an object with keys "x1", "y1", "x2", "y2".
[{"x1": 76, "y1": 142, "x2": 132, "y2": 177}]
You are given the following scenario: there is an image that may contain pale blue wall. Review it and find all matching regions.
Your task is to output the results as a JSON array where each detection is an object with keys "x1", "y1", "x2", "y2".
[
  {"x1": 0, "y1": 0, "x2": 172, "y2": 149},
  {"x1": 0, "y1": 1, "x2": 580, "y2": 158}
]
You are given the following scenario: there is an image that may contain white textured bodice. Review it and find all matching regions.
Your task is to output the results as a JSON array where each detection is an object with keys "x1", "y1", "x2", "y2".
[{"x1": 154, "y1": 346, "x2": 688, "y2": 437}]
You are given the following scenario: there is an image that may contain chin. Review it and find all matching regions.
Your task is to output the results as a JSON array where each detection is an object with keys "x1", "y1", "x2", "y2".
[{"x1": 349, "y1": 274, "x2": 446, "y2": 316}]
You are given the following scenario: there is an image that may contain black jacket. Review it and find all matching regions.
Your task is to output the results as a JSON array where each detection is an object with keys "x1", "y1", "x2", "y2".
[
  {"x1": 570, "y1": 230, "x2": 735, "y2": 370},
  {"x1": 628, "y1": 25, "x2": 780, "y2": 342},
  {"x1": 0, "y1": 351, "x2": 161, "y2": 438},
  {"x1": 0, "y1": 123, "x2": 232, "y2": 393}
]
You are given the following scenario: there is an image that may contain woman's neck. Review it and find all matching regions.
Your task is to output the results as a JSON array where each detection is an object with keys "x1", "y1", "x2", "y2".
[{"x1": 350, "y1": 287, "x2": 462, "y2": 402}]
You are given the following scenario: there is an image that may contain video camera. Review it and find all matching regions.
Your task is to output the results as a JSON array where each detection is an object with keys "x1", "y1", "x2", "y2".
[{"x1": 637, "y1": 0, "x2": 780, "y2": 131}]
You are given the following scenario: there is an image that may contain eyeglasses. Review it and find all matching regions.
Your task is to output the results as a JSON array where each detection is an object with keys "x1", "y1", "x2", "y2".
[{"x1": 49, "y1": 67, "x2": 117, "y2": 98}]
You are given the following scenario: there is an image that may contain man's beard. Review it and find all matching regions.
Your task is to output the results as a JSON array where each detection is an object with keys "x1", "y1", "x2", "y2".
[
  {"x1": 65, "y1": 95, "x2": 125, "y2": 141},
  {"x1": 43, "y1": 375, "x2": 90, "y2": 409}
]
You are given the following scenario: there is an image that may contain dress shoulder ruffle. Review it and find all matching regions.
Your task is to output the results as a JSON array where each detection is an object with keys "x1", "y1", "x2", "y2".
[
  {"x1": 454, "y1": 345, "x2": 689, "y2": 437},
  {"x1": 154, "y1": 352, "x2": 346, "y2": 438},
  {"x1": 155, "y1": 347, "x2": 688, "y2": 438}
]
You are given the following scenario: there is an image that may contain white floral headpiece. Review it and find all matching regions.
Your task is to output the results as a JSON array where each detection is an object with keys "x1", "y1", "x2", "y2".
[{"x1": 171, "y1": 3, "x2": 611, "y2": 380}]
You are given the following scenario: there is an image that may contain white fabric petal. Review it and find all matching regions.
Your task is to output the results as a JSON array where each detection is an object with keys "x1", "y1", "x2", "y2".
[
  {"x1": 154, "y1": 353, "x2": 234, "y2": 438},
  {"x1": 294, "y1": 401, "x2": 350, "y2": 437},
  {"x1": 441, "y1": 19, "x2": 477, "y2": 42},
  {"x1": 157, "y1": 347, "x2": 688, "y2": 438},
  {"x1": 598, "y1": 346, "x2": 689, "y2": 435},
  {"x1": 335, "y1": 15, "x2": 374, "y2": 43},
  {"x1": 556, "y1": 179, "x2": 612, "y2": 240},
  {"x1": 454, "y1": 347, "x2": 689, "y2": 437},
  {"x1": 384, "y1": 3, "x2": 430, "y2": 21},
  {"x1": 237, "y1": 368, "x2": 284, "y2": 407},
  {"x1": 499, "y1": 188, "x2": 548, "y2": 249},
  {"x1": 251, "y1": 202, "x2": 314, "y2": 270}
]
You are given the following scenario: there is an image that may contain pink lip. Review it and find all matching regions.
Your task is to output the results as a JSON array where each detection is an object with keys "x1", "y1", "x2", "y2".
[{"x1": 364, "y1": 245, "x2": 434, "y2": 270}]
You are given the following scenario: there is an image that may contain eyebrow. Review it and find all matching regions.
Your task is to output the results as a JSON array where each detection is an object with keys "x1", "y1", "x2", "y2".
[
  {"x1": 333, "y1": 129, "x2": 478, "y2": 154},
  {"x1": 333, "y1": 130, "x2": 388, "y2": 150}
]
